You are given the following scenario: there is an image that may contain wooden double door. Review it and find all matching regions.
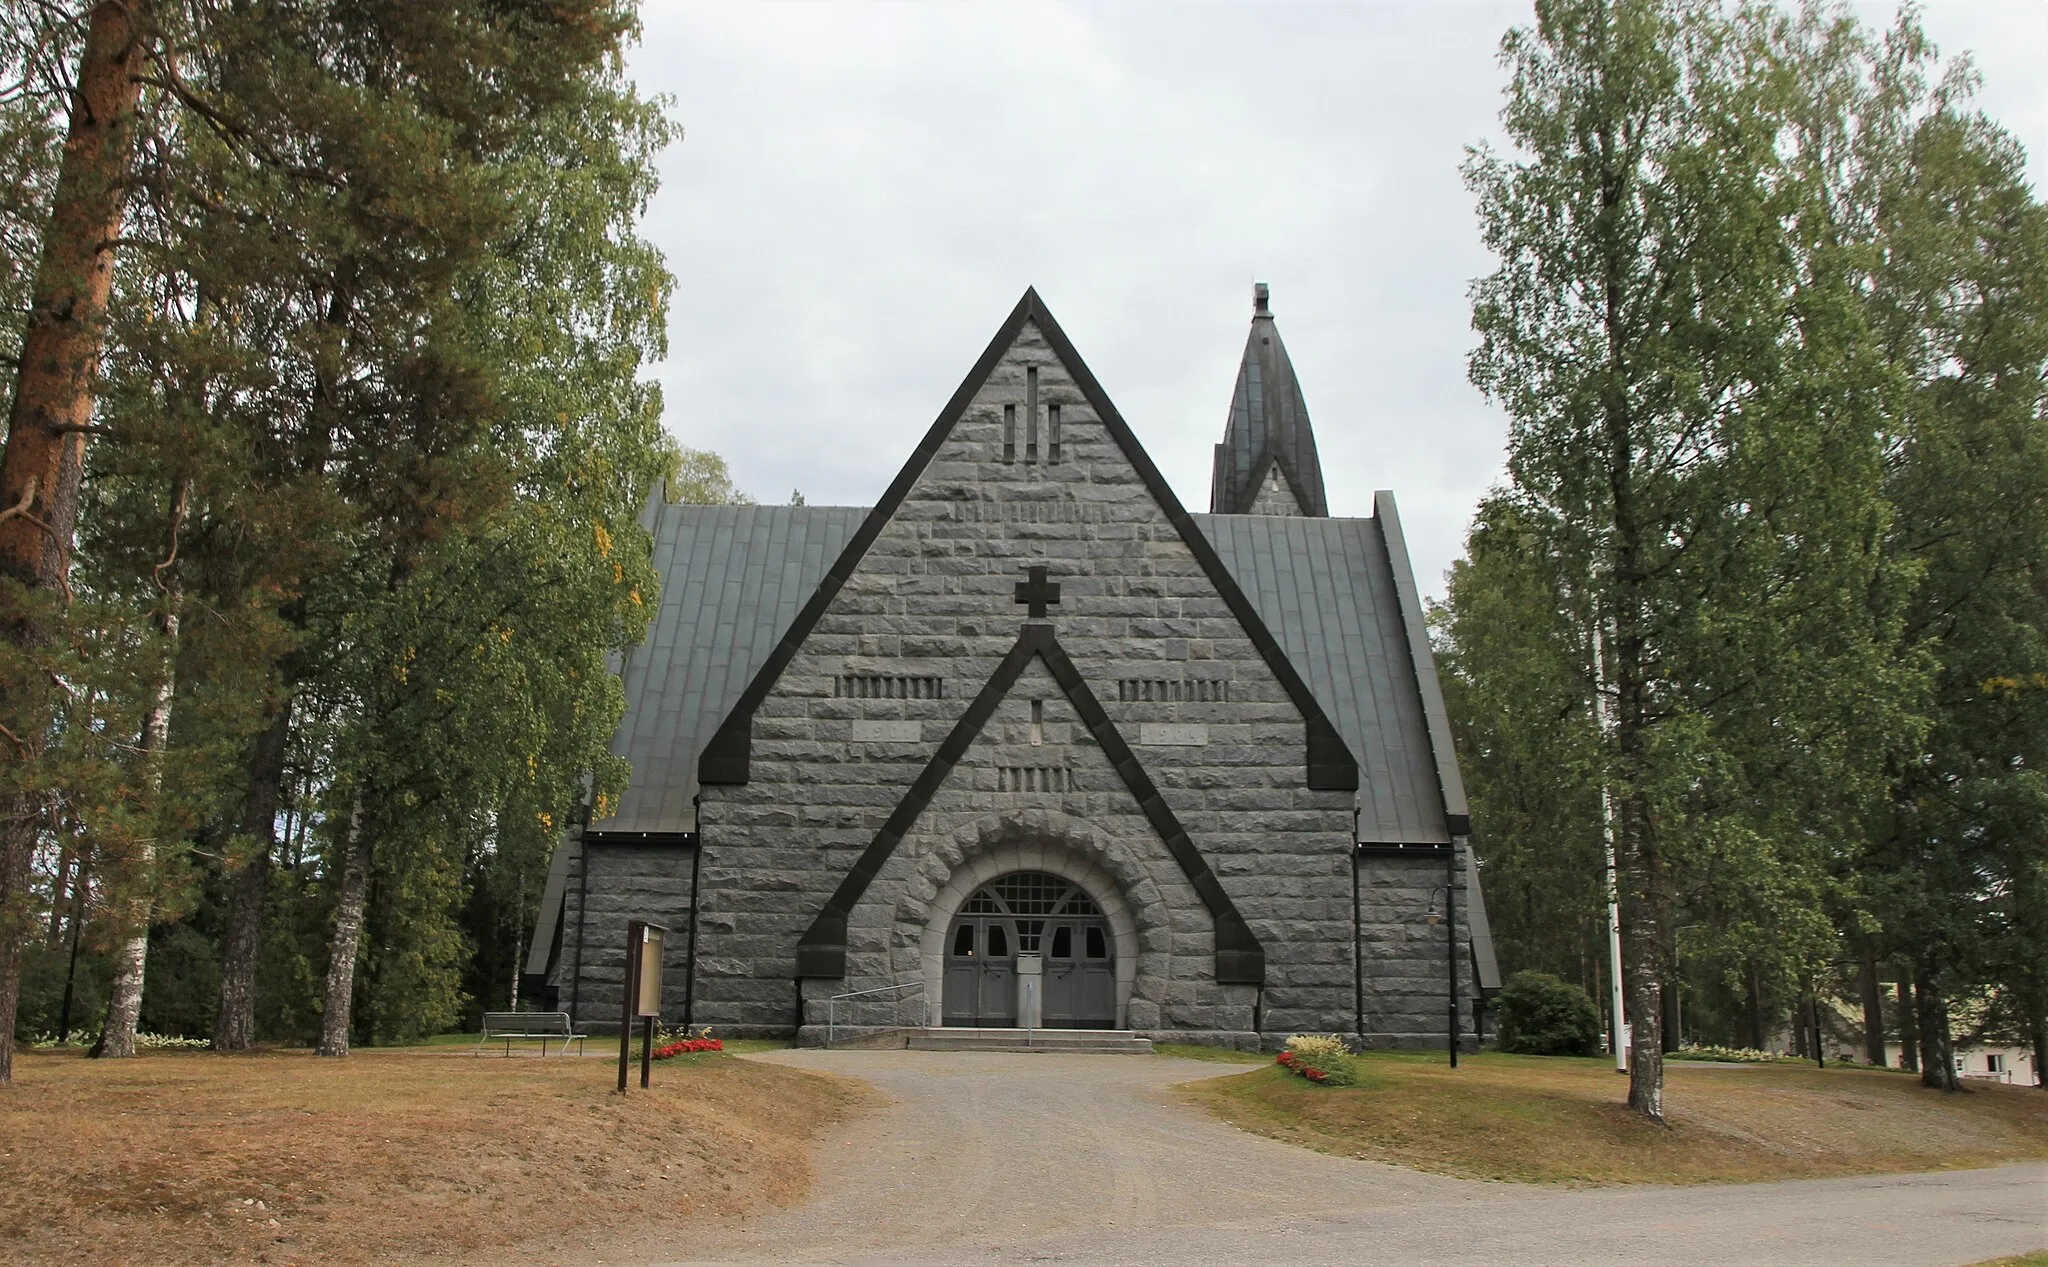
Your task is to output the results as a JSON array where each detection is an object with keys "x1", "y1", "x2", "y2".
[{"x1": 942, "y1": 871, "x2": 1116, "y2": 1029}]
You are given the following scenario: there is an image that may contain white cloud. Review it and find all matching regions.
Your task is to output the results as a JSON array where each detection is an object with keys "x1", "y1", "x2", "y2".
[{"x1": 629, "y1": 1, "x2": 2048, "y2": 599}]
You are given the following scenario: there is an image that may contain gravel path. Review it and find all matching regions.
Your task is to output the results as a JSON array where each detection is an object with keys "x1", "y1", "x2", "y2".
[{"x1": 642, "y1": 1049, "x2": 2046, "y2": 1267}]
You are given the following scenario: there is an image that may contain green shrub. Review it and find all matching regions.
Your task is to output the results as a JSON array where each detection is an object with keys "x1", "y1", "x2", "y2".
[{"x1": 1494, "y1": 970, "x2": 1602, "y2": 1056}]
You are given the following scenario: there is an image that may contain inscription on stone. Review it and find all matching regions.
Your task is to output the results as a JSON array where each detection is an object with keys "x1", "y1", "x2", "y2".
[
  {"x1": 850, "y1": 720, "x2": 923, "y2": 743},
  {"x1": 1137, "y1": 723, "x2": 1209, "y2": 746}
]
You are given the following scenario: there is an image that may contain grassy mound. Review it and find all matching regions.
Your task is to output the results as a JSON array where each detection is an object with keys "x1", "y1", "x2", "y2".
[
  {"x1": 1181, "y1": 1050, "x2": 2048, "y2": 1185},
  {"x1": 1, "y1": 1044, "x2": 869, "y2": 1265}
]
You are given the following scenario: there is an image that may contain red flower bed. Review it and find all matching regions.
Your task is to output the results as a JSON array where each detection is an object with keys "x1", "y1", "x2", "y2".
[
  {"x1": 652, "y1": 1036, "x2": 724, "y2": 1060},
  {"x1": 1275, "y1": 1049, "x2": 1340, "y2": 1085}
]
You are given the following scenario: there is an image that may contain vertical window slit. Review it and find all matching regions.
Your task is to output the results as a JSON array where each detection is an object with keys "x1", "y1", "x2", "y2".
[
  {"x1": 1003, "y1": 404, "x2": 1016, "y2": 463},
  {"x1": 1047, "y1": 403, "x2": 1061, "y2": 464},
  {"x1": 1025, "y1": 366, "x2": 1039, "y2": 463}
]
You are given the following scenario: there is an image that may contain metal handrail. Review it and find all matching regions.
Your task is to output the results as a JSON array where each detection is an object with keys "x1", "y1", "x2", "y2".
[{"x1": 825, "y1": 980, "x2": 925, "y2": 1049}]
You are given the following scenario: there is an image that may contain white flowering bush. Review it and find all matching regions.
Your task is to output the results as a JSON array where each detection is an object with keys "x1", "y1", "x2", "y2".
[
  {"x1": 1285, "y1": 1033, "x2": 1352, "y2": 1063},
  {"x1": 1276, "y1": 1033, "x2": 1362, "y2": 1086},
  {"x1": 1669, "y1": 1043, "x2": 1787, "y2": 1064},
  {"x1": 136, "y1": 1033, "x2": 211, "y2": 1051}
]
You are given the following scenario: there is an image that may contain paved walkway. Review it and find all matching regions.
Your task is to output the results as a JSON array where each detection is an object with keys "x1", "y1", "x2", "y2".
[{"x1": 646, "y1": 1049, "x2": 2046, "y2": 1266}]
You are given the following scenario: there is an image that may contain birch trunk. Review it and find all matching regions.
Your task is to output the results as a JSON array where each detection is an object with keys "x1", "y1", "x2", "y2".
[
  {"x1": 316, "y1": 801, "x2": 369, "y2": 1057},
  {"x1": 0, "y1": 0, "x2": 148, "y2": 1088},
  {"x1": 95, "y1": 484, "x2": 186, "y2": 1059},
  {"x1": 1896, "y1": 978, "x2": 1918, "y2": 1072}
]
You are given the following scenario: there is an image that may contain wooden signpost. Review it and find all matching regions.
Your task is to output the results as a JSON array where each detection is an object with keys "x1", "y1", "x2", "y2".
[{"x1": 617, "y1": 920, "x2": 667, "y2": 1094}]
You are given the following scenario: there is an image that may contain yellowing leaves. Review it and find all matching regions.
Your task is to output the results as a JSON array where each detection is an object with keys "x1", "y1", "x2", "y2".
[
  {"x1": 594, "y1": 522, "x2": 613, "y2": 559},
  {"x1": 1979, "y1": 673, "x2": 2048, "y2": 698}
]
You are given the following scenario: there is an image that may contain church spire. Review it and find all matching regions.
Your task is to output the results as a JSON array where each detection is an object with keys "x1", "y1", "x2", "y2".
[{"x1": 1209, "y1": 282, "x2": 1329, "y2": 517}]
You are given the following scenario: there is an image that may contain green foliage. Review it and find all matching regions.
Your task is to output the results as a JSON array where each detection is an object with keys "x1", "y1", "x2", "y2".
[
  {"x1": 2, "y1": 1, "x2": 699, "y2": 1052},
  {"x1": 1493, "y1": 971, "x2": 1603, "y2": 1057},
  {"x1": 1448, "y1": 0, "x2": 2048, "y2": 1087}
]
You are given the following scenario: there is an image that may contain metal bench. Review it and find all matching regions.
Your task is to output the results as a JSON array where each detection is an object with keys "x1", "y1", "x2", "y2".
[{"x1": 476, "y1": 1010, "x2": 587, "y2": 1057}]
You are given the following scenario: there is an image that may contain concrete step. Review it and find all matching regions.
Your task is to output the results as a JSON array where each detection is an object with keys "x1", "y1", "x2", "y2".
[{"x1": 906, "y1": 1028, "x2": 1153, "y2": 1054}]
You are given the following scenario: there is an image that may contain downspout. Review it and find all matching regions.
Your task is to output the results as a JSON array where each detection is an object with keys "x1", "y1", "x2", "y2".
[
  {"x1": 684, "y1": 795, "x2": 702, "y2": 1027},
  {"x1": 569, "y1": 803, "x2": 591, "y2": 1028},
  {"x1": 1447, "y1": 837, "x2": 1460, "y2": 1068},
  {"x1": 1352, "y1": 806, "x2": 1364, "y2": 1042}
]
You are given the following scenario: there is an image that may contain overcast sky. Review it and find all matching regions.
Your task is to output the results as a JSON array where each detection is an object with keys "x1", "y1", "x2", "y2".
[{"x1": 626, "y1": 1, "x2": 2048, "y2": 600}]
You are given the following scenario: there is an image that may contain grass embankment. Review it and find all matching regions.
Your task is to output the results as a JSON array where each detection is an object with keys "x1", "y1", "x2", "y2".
[
  {"x1": 1180, "y1": 1050, "x2": 2048, "y2": 1185},
  {"x1": 1, "y1": 1044, "x2": 867, "y2": 1265}
]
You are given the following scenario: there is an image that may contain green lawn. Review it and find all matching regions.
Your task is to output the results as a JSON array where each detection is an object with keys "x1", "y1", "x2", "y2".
[{"x1": 1183, "y1": 1049, "x2": 2048, "y2": 1185}]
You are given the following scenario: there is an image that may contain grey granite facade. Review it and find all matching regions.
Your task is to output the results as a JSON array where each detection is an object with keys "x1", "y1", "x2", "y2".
[{"x1": 533, "y1": 287, "x2": 1493, "y2": 1049}]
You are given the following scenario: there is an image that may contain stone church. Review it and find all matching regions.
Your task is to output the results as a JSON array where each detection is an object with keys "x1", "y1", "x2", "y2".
[{"x1": 525, "y1": 286, "x2": 1499, "y2": 1048}]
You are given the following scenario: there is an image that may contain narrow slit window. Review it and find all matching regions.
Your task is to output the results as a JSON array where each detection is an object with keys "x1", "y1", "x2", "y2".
[
  {"x1": 1003, "y1": 403, "x2": 1016, "y2": 463},
  {"x1": 1025, "y1": 366, "x2": 1039, "y2": 463},
  {"x1": 1047, "y1": 403, "x2": 1061, "y2": 464},
  {"x1": 1030, "y1": 699, "x2": 1043, "y2": 746}
]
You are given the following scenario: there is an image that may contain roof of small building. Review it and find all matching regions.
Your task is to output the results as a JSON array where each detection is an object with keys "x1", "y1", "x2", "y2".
[{"x1": 1210, "y1": 284, "x2": 1330, "y2": 517}]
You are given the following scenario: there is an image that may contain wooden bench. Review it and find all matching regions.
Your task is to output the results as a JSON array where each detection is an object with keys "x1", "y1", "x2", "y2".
[{"x1": 476, "y1": 1011, "x2": 586, "y2": 1057}]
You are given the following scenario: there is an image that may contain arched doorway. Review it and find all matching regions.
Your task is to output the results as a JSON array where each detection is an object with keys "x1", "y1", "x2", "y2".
[{"x1": 943, "y1": 871, "x2": 1116, "y2": 1028}]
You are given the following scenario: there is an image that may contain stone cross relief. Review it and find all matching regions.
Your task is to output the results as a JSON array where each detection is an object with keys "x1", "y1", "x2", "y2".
[{"x1": 1014, "y1": 565, "x2": 1061, "y2": 620}]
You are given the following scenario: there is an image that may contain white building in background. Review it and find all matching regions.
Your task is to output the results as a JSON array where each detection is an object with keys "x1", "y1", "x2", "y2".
[{"x1": 1885, "y1": 1042, "x2": 2038, "y2": 1086}]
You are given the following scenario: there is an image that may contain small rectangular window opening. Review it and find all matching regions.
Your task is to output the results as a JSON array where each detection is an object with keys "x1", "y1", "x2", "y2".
[
  {"x1": 1047, "y1": 403, "x2": 1061, "y2": 464},
  {"x1": 1030, "y1": 699, "x2": 1044, "y2": 746},
  {"x1": 1025, "y1": 366, "x2": 1039, "y2": 463},
  {"x1": 1003, "y1": 404, "x2": 1016, "y2": 463}
]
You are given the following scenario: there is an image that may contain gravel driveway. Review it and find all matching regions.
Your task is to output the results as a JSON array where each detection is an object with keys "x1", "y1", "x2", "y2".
[{"x1": 644, "y1": 1049, "x2": 2045, "y2": 1267}]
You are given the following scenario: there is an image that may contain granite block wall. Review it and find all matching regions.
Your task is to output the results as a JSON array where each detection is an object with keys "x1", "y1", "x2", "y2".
[
  {"x1": 684, "y1": 319, "x2": 1406, "y2": 1041},
  {"x1": 552, "y1": 842, "x2": 696, "y2": 1035}
]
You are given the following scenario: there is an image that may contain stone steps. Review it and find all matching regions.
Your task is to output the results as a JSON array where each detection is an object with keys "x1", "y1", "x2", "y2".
[{"x1": 905, "y1": 1027, "x2": 1154, "y2": 1054}]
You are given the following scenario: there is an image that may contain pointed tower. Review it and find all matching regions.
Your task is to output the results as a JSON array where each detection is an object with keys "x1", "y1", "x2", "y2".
[{"x1": 1209, "y1": 283, "x2": 1329, "y2": 517}]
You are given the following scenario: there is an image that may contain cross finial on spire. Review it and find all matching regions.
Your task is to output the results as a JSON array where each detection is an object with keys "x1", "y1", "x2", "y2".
[
  {"x1": 1014, "y1": 565, "x2": 1061, "y2": 620},
  {"x1": 1253, "y1": 282, "x2": 1270, "y2": 315}
]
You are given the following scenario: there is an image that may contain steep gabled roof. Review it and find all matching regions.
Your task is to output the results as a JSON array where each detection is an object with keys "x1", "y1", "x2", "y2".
[
  {"x1": 595, "y1": 502, "x2": 867, "y2": 832},
  {"x1": 1195, "y1": 503, "x2": 1469, "y2": 844},
  {"x1": 1210, "y1": 283, "x2": 1330, "y2": 517},
  {"x1": 696, "y1": 287, "x2": 1359, "y2": 793}
]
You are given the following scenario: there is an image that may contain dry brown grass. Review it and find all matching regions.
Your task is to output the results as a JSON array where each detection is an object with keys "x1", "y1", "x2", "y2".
[
  {"x1": 1183, "y1": 1051, "x2": 2048, "y2": 1185},
  {"x1": 0, "y1": 1044, "x2": 871, "y2": 1265}
]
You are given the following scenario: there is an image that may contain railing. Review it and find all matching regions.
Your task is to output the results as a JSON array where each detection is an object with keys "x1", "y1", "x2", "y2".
[{"x1": 824, "y1": 980, "x2": 925, "y2": 1049}]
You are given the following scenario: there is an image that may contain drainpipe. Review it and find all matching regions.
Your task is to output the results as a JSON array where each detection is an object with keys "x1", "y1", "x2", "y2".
[
  {"x1": 1447, "y1": 838, "x2": 1460, "y2": 1069},
  {"x1": 569, "y1": 801, "x2": 591, "y2": 1028},
  {"x1": 1352, "y1": 807, "x2": 1364, "y2": 1041},
  {"x1": 684, "y1": 795, "x2": 702, "y2": 1027}
]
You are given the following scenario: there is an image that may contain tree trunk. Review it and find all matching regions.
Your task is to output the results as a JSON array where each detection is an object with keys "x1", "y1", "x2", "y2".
[
  {"x1": 213, "y1": 698, "x2": 293, "y2": 1050},
  {"x1": 0, "y1": 0, "x2": 149, "y2": 1088},
  {"x1": 46, "y1": 844, "x2": 74, "y2": 945},
  {"x1": 316, "y1": 800, "x2": 370, "y2": 1058},
  {"x1": 1745, "y1": 962, "x2": 1766, "y2": 1051},
  {"x1": 94, "y1": 485, "x2": 186, "y2": 1060},
  {"x1": 1858, "y1": 953, "x2": 1885, "y2": 1067},
  {"x1": 2029, "y1": 1002, "x2": 2046, "y2": 1090},
  {"x1": 1896, "y1": 977, "x2": 1918, "y2": 1072},
  {"x1": 1617, "y1": 791, "x2": 1665, "y2": 1118},
  {"x1": 1913, "y1": 962, "x2": 1958, "y2": 1092}
]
